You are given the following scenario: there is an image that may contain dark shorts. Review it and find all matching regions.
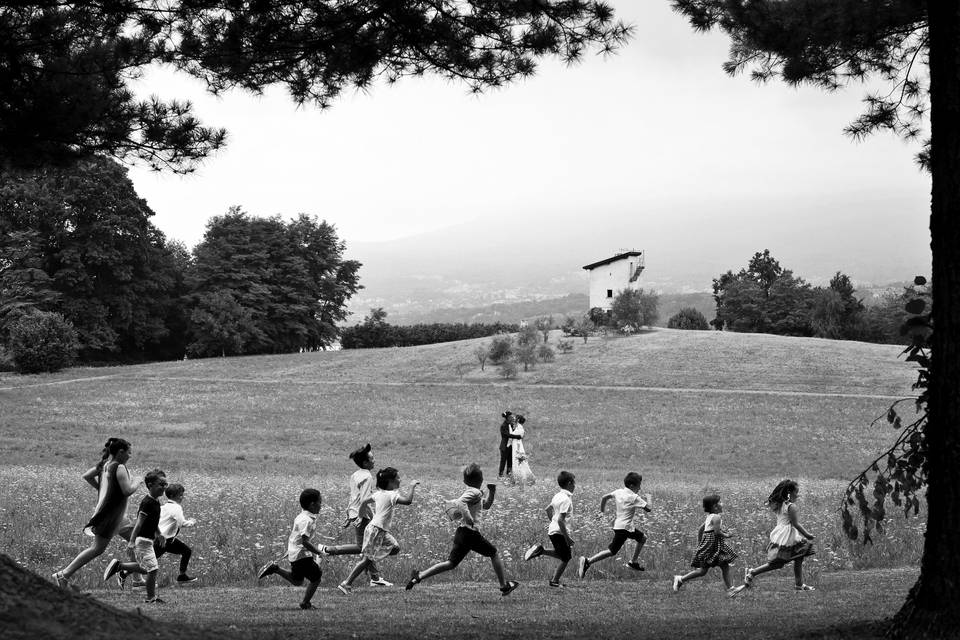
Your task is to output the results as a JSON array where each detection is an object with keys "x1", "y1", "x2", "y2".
[
  {"x1": 608, "y1": 528, "x2": 646, "y2": 554},
  {"x1": 154, "y1": 537, "x2": 191, "y2": 558},
  {"x1": 448, "y1": 527, "x2": 497, "y2": 566},
  {"x1": 290, "y1": 557, "x2": 322, "y2": 583},
  {"x1": 549, "y1": 533, "x2": 572, "y2": 562}
]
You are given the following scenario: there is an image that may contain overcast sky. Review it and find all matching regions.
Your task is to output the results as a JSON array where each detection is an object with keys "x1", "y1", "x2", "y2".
[{"x1": 128, "y1": 1, "x2": 931, "y2": 271}]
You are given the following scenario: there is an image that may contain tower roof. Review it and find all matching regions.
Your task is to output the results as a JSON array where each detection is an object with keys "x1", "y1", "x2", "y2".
[{"x1": 581, "y1": 250, "x2": 643, "y2": 271}]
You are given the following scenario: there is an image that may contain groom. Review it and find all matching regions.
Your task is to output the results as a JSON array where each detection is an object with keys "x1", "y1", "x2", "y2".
[{"x1": 498, "y1": 411, "x2": 516, "y2": 479}]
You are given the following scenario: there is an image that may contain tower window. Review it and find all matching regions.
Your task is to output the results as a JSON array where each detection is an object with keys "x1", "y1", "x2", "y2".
[{"x1": 607, "y1": 289, "x2": 613, "y2": 298}]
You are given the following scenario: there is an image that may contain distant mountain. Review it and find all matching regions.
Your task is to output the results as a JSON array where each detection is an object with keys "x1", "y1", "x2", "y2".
[{"x1": 343, "y1": 193, "x2": 930, "y2": 323}]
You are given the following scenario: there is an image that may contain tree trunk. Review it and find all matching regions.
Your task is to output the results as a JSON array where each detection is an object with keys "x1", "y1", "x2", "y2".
[{"x1": 889, "y1": 2, "x2": 960, "y2": 637}]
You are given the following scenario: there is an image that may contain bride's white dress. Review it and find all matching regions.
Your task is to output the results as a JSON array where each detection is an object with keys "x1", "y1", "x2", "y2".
[{"x1": 510, "y1": 423, "x2": 536, "y2": 486}]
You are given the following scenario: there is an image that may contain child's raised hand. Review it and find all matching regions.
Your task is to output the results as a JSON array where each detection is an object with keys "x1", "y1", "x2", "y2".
[
  {"x1": 411, "y1": 480, "x2": 421, "y2": 486},
  {"x1": 184, "y1": 518, "x2": 197, "y2": 527}
]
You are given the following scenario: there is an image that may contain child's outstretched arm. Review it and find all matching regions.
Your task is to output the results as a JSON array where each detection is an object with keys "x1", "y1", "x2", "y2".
[
  {"x1": 81, "y1": 466, "x2": 100, "y2": 489},
  {"x1": 598, "y1": 493, "x2": 613, "y2": 513},
  {"x1": 788, "y1": 504, "x2": 815, "y2": 540},
  {"x1": 482, "y1": 484, "x2": 496, "y2": 510},
  {"x1": 397, "y1": 481, "x2": 421, "y2": 505}
]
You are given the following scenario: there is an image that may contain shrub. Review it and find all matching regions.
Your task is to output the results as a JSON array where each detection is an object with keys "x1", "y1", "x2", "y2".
[
  {"x1": 556, "y1": 339, "x2": 574, "y2": 354},
  {"x1": 488, "y1": 335, "x2": 514, "y2": 364},
  {"x1": 498, "y1": 360, "x2": 519, "y2": 379},
  {"x1": 7, "y1": 311, "x2": 79, "y2": 373},
  {"x1": 667, "y1": 307, "x2": 710, "y2": 330},
  {"x1": 537, "y1": 344, "x2": 555, "y2": 362},
  {"x1": 516, "y1": 343, "x2": 537, "y2": 371}
]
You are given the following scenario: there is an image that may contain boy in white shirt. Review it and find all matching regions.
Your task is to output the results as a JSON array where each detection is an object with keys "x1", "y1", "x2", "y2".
[
  {"x1": 523, "y1": 471, "x2": 576, "y2": 587},
  {"x1": 257, "y1": 488, "x2": 324, "y2": 610},
  {"x1": 405, "y1": 463, "x2": 519, "y2": 595},
  {"x1": 155, "y1": 483, "x2": 198, "y2": 583},
  {"x1": 577, "y1": 472, "x2": 652, "y2": 578}
]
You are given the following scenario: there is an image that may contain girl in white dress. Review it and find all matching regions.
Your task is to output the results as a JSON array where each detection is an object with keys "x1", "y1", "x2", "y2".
[
  {"x1": 729, "y1": 479, "x2": 816, "y2": 596},
  {"x1": 511, "y1": 415, "x2": 536, "y2": 486}
]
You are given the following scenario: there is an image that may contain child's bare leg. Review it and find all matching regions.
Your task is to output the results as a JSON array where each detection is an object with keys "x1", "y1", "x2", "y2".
[
  {"x1": 720, "y1": 564, "x2": 733, "y2": 588},
  {"x1": 631, "y1": 538, "x2": 646, "y2": 563},
  {"x1": 417, "y1": 560, "x2": 456, "y2": 582},
  {"x1": 678, "y1": 567, "x2": 709, "y2": 584},
  {"x1": 342, "y1": 559, "x2": 370, "y2": 587},
  {"x1": 118, "y1": 560, "x2": 148, "y2": 575},
  {"x1": 324, "y1": 543, "x2": 361, "y2": 555},
  {"x1": 746, "y1": 562, "x2": 777, "y2": 580},
  {"x1": 145, "y1": 570, "x2": 158, "y2": 600},
  {"x1": 551, "y1": 560, "x2": 569, "y2": 583},
  {"x1": 491, "y1": 554, "x2": 508, "y2": 587},
  {"x1": 367, "y1": 558, "x2": 382, "y2": 581},
  {"x1": 302, "y1": 579, "x2": 320, "y2": 606},
  {"x1": 61, "y1": 537, "x2": 111, "y2": 578},
  {"x1": 585, "y1": 549, "x2": 613, "y2": 565},
  {"x1": 272, "y1": 566, "x2": 305, "y2": 586},
  {"x1": 793, "y1": 557, "x2": 805, "y2": 586}
]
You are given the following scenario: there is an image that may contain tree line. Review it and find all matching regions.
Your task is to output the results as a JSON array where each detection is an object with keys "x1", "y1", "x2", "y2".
[
  {"x1": 712, "y1": 250, "x2": 924, "y2": 344},
  {"x1": 340, "y1": 308, "x2": 518, "y2": 349},
  {"x1": 0, "y1": 158, "x2": 360, "y2": 372}
]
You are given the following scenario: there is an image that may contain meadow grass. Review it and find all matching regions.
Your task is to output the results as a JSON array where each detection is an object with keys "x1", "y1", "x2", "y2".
[{"x1": 0, "y1": 329, "x2": 925, "y2": 636}]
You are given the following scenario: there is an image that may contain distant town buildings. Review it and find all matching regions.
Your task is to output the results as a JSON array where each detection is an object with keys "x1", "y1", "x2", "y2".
[{"x1": 582, "y1": 249, "x2": 645, "y2": 311}]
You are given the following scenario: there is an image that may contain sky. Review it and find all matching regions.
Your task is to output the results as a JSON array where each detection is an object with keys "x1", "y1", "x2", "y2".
[{"x1": 127, "y1": 1, "x2": 931, "y2": 285}]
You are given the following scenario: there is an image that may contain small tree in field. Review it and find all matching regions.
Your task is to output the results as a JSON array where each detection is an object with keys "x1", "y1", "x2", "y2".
[
  {"x1": 488, "y1": 335, "x2": 514, "y2": 364},
  {"x1": 474, "y1": 344, "x2": 489, "y2": 371},
  {"x1": 610, "y1": 289, "x2": 660, "y2": 332},
  {"x1": 516, "y1": 343, "x2": 537, "y2": 371},
  {"x1": 557, "y1": 339, "x2": 574, "y2": 354},
  {"x1": 498, "y1": 360, "x2": 518, "y2": 380},
  {"x1": 573, "y1": 316, "x2": 594, "y2": 343},
  {"x1": 668, "y1": 307, "x2": 710, "y2": 330},
  {"x1": 517, "y1": 324, "x2": 539, "y2": 347},
  {"x1": 537, "y1": 343, "x2": 556, "y2": 362},
  {"x1": 535, "y1": 316, "x2": 553, "y2": 343},
  {"x1": 8, "y1": 311, "x2": 79, "y2": 373}
]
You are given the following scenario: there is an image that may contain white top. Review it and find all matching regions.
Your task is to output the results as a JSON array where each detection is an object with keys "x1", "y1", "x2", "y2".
[
  {"x1": 347, "y1": 469, "x2": 374, "y2": 520},
  {"x1": 369, "y1": 490, "x2": 401, "y2": 531},
  {"x1": 547, "y1": 489, "x2": 573, "y2": 536},
  {"x1": 703, "y1": 513, "x2": 721, "y2": 533},
  {"x1": 287, "y1": 510, "x2": 318, "y2": 562},
  {"x1": 454, "y1": 487, "x2": 484, "y2": 530},
  {"x1": 769, "y1": 502, "x2": 803, "y2": 547},
  {"x1": 158, "y1": 501, "x2": 194, "y2": 539},
  {"x1": 610, "y1": 487, "x2": 647, "y2": 531}
]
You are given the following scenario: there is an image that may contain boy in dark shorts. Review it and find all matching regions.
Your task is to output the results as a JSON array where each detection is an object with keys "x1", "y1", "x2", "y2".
[
  {"x1": 405, "y1": 463, "x2": 519, "y2": 596},
  {"x1": 523, "y1": 471, "x2": 576, "y2": 587},
  {"x1": 102, "y1": 469, "x2": 168, "y2": 603},
  {"x1": 257, "y1": 488, "x2": 324, "y2": 610},
  {"x1": 577, "y1": 472, "x2": 652, "y2": 578}
]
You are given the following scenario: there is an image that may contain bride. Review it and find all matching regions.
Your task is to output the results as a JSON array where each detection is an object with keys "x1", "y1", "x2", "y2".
[{"x1": 510, "y1": 415, "x2": 536, "y2": 486}]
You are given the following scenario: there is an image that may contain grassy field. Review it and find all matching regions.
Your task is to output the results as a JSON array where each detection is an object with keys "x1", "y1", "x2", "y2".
[{"x1": 0, "y1": 328, "x2": 925, "y2": 637}]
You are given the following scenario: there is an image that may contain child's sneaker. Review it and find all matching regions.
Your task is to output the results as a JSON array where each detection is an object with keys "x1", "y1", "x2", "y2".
[
  {"x1": 299, "y1": 601, "x2": 315, "y2": 610},
  {"x1": 143, "y1": 597, "x2": 165, "y2": 604},
  {"x1": 743, "y1": 567, "x2": 754, "y2": 586},
  {"x1": 316, "y1": 545, "x2": 330, "y2": 557},
  {"x1": 672, "y1": 575, "x2": 683, "y2": 592},
  {"x1": 257, "y1": 562, "x2": 278, "y2": 580},
  {"x1": 369, "y1": 577, "x2": 393, "y2": 587},
  {"x1": 103, "y1": 559, "x2": 121, "y2": 582},
  {"x1": 337, "y1": 583, "x2": 352, "y2": 595},
  {"x1": 795, "y1": 584, "x2": 816, "y2": 591},
  {"x1": 523, "y1": 543, "x2": 544, "y2": 561},
  {"x1": 116, "y1": 569, "x2": 128, "y2": 590},
  {"x1": 52, "y1": 571, "x2": 68, "y2": 589},
  {"x1": 404, "y1": 569, "x2": 420, "y2": 591},
  {"x1": 176, "y1": 574, "x2": 198, "y2": 583},
  {"x1": 548, "y1": 581, "x2": 566, "y2": 588},
  {"x1": 727, "y1": 584, "x2": 748, "y2": 598},
  {"x1": 625, "y1": 562, "x2": 645, "y2": 571},
  {"x1": 576, "y1": 556, "x2": 589, "y2": 579},
  {"x1": 500, "y1": 580, "x2": 520, "y2": 596}
]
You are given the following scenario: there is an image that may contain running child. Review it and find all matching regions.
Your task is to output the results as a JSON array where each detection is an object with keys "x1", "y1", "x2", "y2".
[
  {"x1": 319, "y1": 444, "x2": 392, "y2": 586},
  {"x1": 257, "y1": 488, "x2": 325, "y2": 610},
  {"x1": 103, "y1": 469, "x2": 168, "y2": 604},
  {"x1": 405, "y1": 463, "x2": 519, "y2": 596},
  {"x1": 155, "y1": 483, "x2": 198, "y2": 584},
  {"x1": 577, "y1": 471, "x2": 651, "y2": 578},
  {"x1": 523, "y1": 470, "x2": 576, "y2": 587},
  {"x1": 337, "y1": 467, "x2": 419, "y2": 594},
  {"x1": 672, "y1": 493, "x2": 738, "y2": 592},
  {"x1": 53, "y1": 438, "x2": 139, "y2": 589},
  {"x1": 729, "y1": 479, "x2": 816, "y2": 596}
]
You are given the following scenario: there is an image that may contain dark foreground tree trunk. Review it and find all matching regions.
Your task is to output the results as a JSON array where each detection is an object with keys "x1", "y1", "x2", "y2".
[{"x1": 889, "y1": 2, "x2": 960, "y2": 638}]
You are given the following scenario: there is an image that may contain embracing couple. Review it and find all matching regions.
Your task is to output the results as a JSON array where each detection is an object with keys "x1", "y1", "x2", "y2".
[{"x1": 497, "y1": 411, "x2": 536, "y2": 486}]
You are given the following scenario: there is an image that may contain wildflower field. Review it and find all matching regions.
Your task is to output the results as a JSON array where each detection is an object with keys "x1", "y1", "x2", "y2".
[{"x1": 0, "y1": 330, "x2": 926, "y2": 638}]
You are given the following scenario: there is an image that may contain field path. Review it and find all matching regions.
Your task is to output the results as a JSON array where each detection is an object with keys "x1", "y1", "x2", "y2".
[{"x1": 0, "y1": 372, "x2": 911, "y2": 401}]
